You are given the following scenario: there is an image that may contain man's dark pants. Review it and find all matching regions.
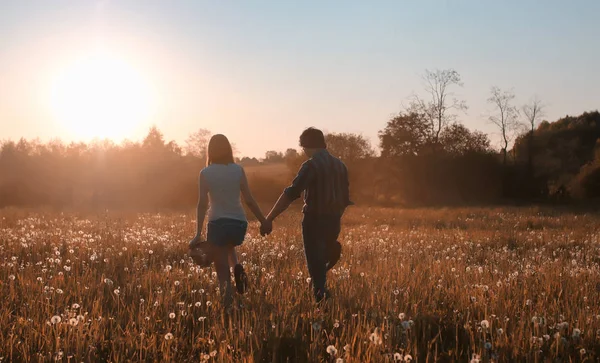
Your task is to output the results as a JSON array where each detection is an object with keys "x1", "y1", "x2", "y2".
[{"x1": 301, "y1": 213, "x2": 341, "y2": 300}]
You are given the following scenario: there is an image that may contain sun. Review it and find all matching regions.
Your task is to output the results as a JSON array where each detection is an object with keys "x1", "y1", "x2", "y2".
[{"x1": 49, "y1": 50, "x2": 157, "y2": 140}]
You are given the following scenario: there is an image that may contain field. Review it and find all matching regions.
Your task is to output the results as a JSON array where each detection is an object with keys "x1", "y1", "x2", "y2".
[{"x1": 1, "y1": 207, "x2": 600, "y2": 362}]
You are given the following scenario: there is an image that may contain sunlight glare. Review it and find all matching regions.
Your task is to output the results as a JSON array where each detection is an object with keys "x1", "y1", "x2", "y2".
[{"x1": 50, "y1": 50, "x2": 157, "y2": 140}]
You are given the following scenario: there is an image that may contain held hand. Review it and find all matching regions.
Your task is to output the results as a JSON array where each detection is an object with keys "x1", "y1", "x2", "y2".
[{"x1": 260, "y1": 220, "x2": 273, "y2": 236}]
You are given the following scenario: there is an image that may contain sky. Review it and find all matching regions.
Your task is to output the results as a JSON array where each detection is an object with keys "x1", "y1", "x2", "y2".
[{"x1": 1, "y1": 1, "x2": 599, "y2": 158}]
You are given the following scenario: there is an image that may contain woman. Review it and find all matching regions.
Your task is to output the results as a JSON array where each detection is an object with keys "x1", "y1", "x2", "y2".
[{"x1": 189, "y1": 134, "x2": 270, "y2": 308}]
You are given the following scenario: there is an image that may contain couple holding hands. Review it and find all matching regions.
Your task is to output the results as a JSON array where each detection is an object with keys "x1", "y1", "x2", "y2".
[{"x1": 189, "y1": 127, "x2": 351, "y2": 307}]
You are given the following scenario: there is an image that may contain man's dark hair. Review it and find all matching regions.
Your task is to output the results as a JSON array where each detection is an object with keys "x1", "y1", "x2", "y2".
[{"x1": 299, "y1": 127, "x2": 327, "y2": 149}]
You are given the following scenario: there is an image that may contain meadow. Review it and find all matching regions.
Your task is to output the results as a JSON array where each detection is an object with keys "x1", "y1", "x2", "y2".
[{"x1": 1, "y1": 206, "x2": 599, "y2": 362}]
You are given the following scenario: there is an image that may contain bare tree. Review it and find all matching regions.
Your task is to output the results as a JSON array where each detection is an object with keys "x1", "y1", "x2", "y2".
[
  {"x1": 487, "y1": 86, "x2": 520, "y2": 165},
  {"x1": 409, "y1": 69, "x2": 468, "y2": 147},
  {"x1": 522, "y1": 97, "x2": 545, "y2": 172},
  {"x1": 184, "y1": 128, "x2": 211, "y2": 159}
]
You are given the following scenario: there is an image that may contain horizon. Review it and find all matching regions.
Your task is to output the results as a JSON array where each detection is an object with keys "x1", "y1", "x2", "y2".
[{"x1": 1, "y1": 1, "x2": 599, "y2": 158}]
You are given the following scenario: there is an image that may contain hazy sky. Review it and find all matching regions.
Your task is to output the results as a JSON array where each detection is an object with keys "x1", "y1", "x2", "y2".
[{"x1": 1, "y1": 1, "x2": 599, "y2": 157}]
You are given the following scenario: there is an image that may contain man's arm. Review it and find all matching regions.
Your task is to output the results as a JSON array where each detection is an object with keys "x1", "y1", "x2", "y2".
[
  {"x1": 266, "y1": 161, "x2": 312, "y2": 223},
  {"x1": 265, "y1": 193, "x2": 293, "y2": 223}
]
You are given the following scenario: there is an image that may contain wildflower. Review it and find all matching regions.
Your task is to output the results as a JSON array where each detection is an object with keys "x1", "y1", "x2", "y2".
[
  {"x1": 394, "y1": 353, "x2": 403, "y2": 361},
  {"x1": 470, "y1": 354, "x2": 481, "y2": 363},
  {"x1": 8, "y1": 275, "x2": 15, "y2": 281},
  {"x1": 543, "y1": 334, "x2": 550, "y2": 340},
  {"x1": 69, "y1": 318, "x2": 78, "y2": 326},
  {"x1": 399, "y1": 313, "x2": 405, "y2": 320},
  {"x1": 206, "y1": 301, "x2": 212, "y2": 307},
  {"x1": 360, "y1": 272, "x2": 365, "y2": 277},
  {"x1": 195, "y1": 302, "x2": 202, "y2": 307},
  {"x1": 343, "y1": 344, "x2": 350, "y2": 351},
  {"x1": 51, "y1": 315, "x2": 62, "y2": 324},
  {"x1": 580, "y1": 348, "x2": 586, "y2": 355},
  {"x1": 113, "y1": 289, "x2": 120, "y2": 296},
  {"x1": 369, "y1": 330, "x2": 382, "y2": 345},
  {"x1": 63, "y1": 266, "x2": 71, "y2": 272},
  {"x1": 72, "y1": 303, "x2": 80, "y2": 309},
  {"x1": 404, "y1": 355, "x2": 413, "y2": 361},
  {"x1": 174, "y1": 281, "x2": 180, "y2": 286},
  {"x1": 210, "y1": 350, "x2": 217, "y2": 357},
  {"x1": 336, "y1": 359, "x2": 344, "y2": 363},
  {"x1": 326, "y1": 345, "x2": 337, "y2": 356},
  {"x1": 169, "y1": 313, "x2": 176, "y2": 319},
  {"x1": 148, "y1": 250, "x2": 153, "y2": 255},
  {"x1": 198, "y1": 316, "x2": 206, "y2": 322},
  {"x1": 164, "y1": 333, "x2": 173, "y2": 340},
  {"x1": 497, "y1": 328, "x2": 504, "y2": 335},
  {"x1": 334, "y1": 321, "x2": 340, "y2": 328},
  {"x1": 481, "y1": 320, "x2": 489, "y2": 329},
  {"x1": 103, "y1": 278, "x2": 113, "y2": 286}
]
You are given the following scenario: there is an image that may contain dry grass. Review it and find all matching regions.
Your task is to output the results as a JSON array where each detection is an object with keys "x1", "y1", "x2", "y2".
[{"x1": 1, "y1": 206, "x2": 600, "y2": 362}]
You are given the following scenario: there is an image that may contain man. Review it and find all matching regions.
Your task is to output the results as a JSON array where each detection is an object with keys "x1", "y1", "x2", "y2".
[{"x1": 262, "y1": 127, "x2": 351, "y2": 302}]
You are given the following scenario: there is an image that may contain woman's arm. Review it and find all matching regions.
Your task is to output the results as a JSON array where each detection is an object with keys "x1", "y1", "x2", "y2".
[
  {"x1": 192, "y1": 172, "x2": 209, "y2": 244},
  {"x1": 240, "y1": 168, "x2": 267, "y2": 224}
]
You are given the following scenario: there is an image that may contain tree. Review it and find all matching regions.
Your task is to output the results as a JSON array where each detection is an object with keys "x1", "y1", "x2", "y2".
[
  {"x1": 263, "y1": 150, "x2": 284, "y2": 163},
  {"x1": 522, "y1": 97, "x2": 545, "y2": 172},
  {"x1": 284, "y1": 148, "x2": 299, "y2": 160},
  {"x1": 379, "y1": 112, "x2": 430, "y2": 157},
  {"x1": 239, "y1": 157, "x2": 260, "y2": 166},
  {"x1": 440, "y1": 124, "x2": 491, "y2": 155},
  {"x1": 142, "y1": 126, "x2": 166, "y2": 150},
  {"x1": 325, "y1": 132, "x2": 374, "y2": 162},
  {"x1": 184, "y1": 128, "x2": 211, "y2": 159},
  {"x1": 409, "y1": 69, "x2": 468, "y2": 147},
  {"x1": 487, "y1": 87, "x2": 520, "y2": 165}
]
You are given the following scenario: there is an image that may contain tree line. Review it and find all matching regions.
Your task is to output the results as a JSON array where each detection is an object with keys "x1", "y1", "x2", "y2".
[{"x1": 1, "y1": 69, "x2": 599, "y2": 209}]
